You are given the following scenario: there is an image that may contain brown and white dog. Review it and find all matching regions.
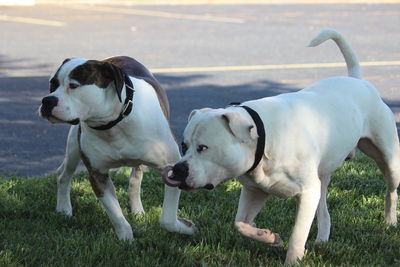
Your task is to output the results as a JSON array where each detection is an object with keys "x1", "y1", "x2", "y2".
[
  {"x1": 39, "y1": 56, "x2": 194, "y2": 240},
  {"x1": 163, "y1": 29, "x2": 400, "y2": 264}
]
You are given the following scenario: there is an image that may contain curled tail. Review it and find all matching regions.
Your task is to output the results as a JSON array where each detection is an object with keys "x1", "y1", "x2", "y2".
[{"x1": 308, "y1": 28, "x2": 362, "y2": 79}]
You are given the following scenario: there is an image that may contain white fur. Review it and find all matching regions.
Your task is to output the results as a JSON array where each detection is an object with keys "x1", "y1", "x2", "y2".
[
  {"x1": 41, "y1": 58, "x2": 195, "y2": 240},
  {"x1": 179, "y1": 29, "x2": 400, "y2": 265}
]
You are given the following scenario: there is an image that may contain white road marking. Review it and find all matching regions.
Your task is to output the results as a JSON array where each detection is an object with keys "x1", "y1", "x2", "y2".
[{"x1": 0, "y1": 15, "x2": 66, "y2": 27}]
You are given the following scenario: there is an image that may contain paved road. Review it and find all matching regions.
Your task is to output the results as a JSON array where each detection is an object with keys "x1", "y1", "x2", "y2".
[{"x1": 1, "y1": 3, "x2": 399, "y2": 176}]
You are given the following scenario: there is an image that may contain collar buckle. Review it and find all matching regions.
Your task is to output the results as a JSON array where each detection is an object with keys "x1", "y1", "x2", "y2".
[
  {"x1": 122, "y1": 100, "x2": 133, "y2": 117},
  {"x1": 125, "y1": 83, "x2": 134, "y2": 92}
]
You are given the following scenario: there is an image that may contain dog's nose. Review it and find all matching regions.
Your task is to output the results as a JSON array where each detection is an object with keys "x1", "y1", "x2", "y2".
[
  {"x1": 204, "y1": 184, "x2": 214, "y2": 190},
  {"x1": 41, "y1": 96, "x2": 58, "y2": 117},
  {"x1": 172, "y1": 161, "x2": 189, "y2": 182},
  {"x1": 42, "y1": 96, "x2": 58, "y2": 107}
]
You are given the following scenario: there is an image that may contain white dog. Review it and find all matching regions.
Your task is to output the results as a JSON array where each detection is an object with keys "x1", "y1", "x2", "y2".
[
  {"x1": 39, "y1": 56, "x2": 194, "y2": 240},
  {"x1": 162, "y1": 29, "x2": 400, "y2": 265}
]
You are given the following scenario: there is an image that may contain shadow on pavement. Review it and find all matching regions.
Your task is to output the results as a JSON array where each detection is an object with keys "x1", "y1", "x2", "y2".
[
  {"x1": 157, "y1": 73, "x2": 300, "y2": 142},
  {"x1": 1, "y1": 72, "x2": 399, "y2": 177},
  {"x1": 0, "y1": 75, "x2": 70, "y2": 177},
  {"x1": 0, "y1": 72, "x2": 299, "y2": 177},
  {"x1": 0, "y1": 54, "x2": 52, "y2": 75}
]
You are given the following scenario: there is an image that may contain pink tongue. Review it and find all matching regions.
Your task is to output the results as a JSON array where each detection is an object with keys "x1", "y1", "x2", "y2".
[{"x1": 162, "y1": 166, "x2": 181, "y2": 187}]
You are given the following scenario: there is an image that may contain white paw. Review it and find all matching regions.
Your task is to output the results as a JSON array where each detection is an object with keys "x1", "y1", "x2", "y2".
[
  {"x1": 315, "y1": 236, "x2": 329, "y2": 243},
  {"x1": 129, "y1": 197, "x2": 145, "y2": 215},
  {"x1": 385, "y1": 217, "x2": 397, "y2": 226},
  {"x1": 284, "y1": 249, "x2": 304, "y2": 266},
  {"x1": 116, "y1": 227, "x2": 134, "y2": 241},
  {"x1": 284, "y1": 256, "x2": 301, "y2": 266},
  {"x1": 160, "y1": 218, "x2": 195, "y2": 235},
  {"x1": 56, "y1": 206, "x2": 72, "y2": 217},
  {"x1": 130, "y1": 205, "x2": 145, "y2": 215}
]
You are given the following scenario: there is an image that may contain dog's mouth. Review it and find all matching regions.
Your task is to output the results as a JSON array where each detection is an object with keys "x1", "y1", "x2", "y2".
[
  {"x1": 162, "y1": 166, "x2": 214, "y2": 192},
  {"x1": 66, "y1": 118, "x2": 80, "y2": 125},
  {"x1": 162, "y1": 166, "x2": 181, "y2": 187},
  {"x1": 43, "y1": 113, "x2": 80, "y2": 125}
]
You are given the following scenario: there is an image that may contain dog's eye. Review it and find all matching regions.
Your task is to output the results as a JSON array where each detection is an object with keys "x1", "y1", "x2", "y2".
[
  {"x1": 69, "y1": 83, "x2": 79, "y2": 89},
  {"x1": 49, "y1": 78, "x2": 59, "y2": 93},
  {"x1": 181, "y1": 142, "x2": 188, "y2": 155},
  {"x1": 197, "y1": 145, "x2": 208, "y2": 153}
]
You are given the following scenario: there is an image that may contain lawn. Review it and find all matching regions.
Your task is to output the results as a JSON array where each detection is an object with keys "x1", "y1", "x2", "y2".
[{"x1": 0, "y1": 155, "x2": 399, "y2": 266}]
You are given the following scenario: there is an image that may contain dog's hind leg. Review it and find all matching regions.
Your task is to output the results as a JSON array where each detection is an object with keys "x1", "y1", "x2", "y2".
[
  {"x1": 234, "y1": 185, "x2": 281, "y2": 245},
  {"x1": 56, "y1": 125, "x2": 81, "y2": 216},
  {"x1": 358, "y1": 136, "x2": 400, "y2": 225},
  {"x1": 128, "y1": 165, "x2": 145, "y2": 214},
  {"x1": 357, "y1": 108, "x2": 400, "y2": 225},
  {"x1": 316, "y1": 174, "x2": 331, "y2": 242}
]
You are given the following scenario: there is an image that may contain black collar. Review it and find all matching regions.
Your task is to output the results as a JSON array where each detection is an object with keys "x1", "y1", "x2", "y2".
[
  {"x1": 89, "y1": 74, "x2": 134, "y2": 131},
  {"x1": 230, "y1": 103, "x2": 266, "y2": 173}
]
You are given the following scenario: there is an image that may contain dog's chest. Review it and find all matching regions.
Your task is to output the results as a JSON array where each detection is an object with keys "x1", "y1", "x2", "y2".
[
  {"x1": 81, "y1": 135, "x2": 145, "y2": 169},
  {"x1": 239, "y1": 171, "x2": 302, "y2": 198},
  {"x1": 92, "y1": 148, "x2": 144, "y2": 169}
]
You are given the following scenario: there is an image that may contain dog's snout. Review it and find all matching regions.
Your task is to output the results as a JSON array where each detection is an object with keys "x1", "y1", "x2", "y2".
[
  {"x1": 41, "y1": 96, "x2": 58, "y2": 117},
  {"x1": 172, "y1": 161, "x2": 189, "y2": 182},
  {"x1": 42, "y1": 96, "x2": 58, "y2": 107}
]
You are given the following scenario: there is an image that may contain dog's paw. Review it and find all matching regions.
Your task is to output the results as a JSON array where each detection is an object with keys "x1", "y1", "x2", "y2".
[
  {"x1": 56, "y1": 198, "x2": 73, "y2": 216},
  {"x1": 178, "y1": 218, "x2": 196, "y2": 234},
  {"x1": 116, "y1": 227, "x2": 134, "y2": 241},
  {"x1": 160, "y1": 218, "x2": 195, "y2": 235},
  {"x1": 130, "y1": 206, "x2": 145, "y2": 215},
  {"x1": 256, "y1": 229, "x2": 282, "y2": 247},
  {"x1": 235, "y1": 222, "x2": 282, "y2": 246},
  {"x1": 55, "y1": 207, "x2": 73, "y2": 217}
]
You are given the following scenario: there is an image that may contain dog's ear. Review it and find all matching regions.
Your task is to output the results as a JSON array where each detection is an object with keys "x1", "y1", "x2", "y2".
[
  {"x1": 103, "y1": 62, "x2": 124, "y2": 102},
  {"x1": 62, "y1": 58, "x2": 71, "y2": 64},
  {"x1": 188, "y1": 109, "x2": 199, "y2": 122},
  {"x1": 221, "y1": 112, "x2": 258, "y2": 143},
  {"x1": 188, "y1": 108, "x2": 213, "y2": 122}
]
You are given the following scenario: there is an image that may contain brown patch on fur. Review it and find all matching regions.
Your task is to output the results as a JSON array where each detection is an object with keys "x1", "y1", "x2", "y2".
[
  {"x1": 77, "y1": 126, "x2": 108, "y2": 197},
  {"x1": 103, "y1": 56, "x2": 170, "y2": 120},
  {"x1": 69, "y1": 56, "x2": 170, "y2": 119},
  {"x1": 69, "y1": 60, "x2": 115, "y2": 88},
  {"x1": 358, "y1": 137, "x2": 388, "y2": 176}
]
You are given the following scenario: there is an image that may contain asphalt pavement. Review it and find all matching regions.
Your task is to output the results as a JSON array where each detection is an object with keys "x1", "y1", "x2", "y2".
[{"x1": 1, "y1": 3, "x2": 399, "y2": 176}]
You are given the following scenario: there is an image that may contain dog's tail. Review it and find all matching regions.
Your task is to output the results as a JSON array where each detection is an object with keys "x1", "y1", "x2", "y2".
[{"x1": 308, "y1": 28, "x2": 362, "y2": 79}]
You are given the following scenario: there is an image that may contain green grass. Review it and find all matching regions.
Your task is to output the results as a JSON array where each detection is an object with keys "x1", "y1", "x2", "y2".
[{"x1": 1, "y1": 155, "x2": 399, "y2": 266}]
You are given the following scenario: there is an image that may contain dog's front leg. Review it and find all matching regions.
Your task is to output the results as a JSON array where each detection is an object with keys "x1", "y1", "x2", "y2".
[
  {"x1": 89, "y1": 170, "x2": 133, "y2": 240},
  {"x1": 159, "y1": 185, "x2": 195, "y2": 235},
  {"x1": 234, "y1": 186, "x2": 281, "y2": 245},
  {"x1": 285, "y1": 180, "x2": 321, "y2": 265},
  {"x1": 56, "y1": 125, "x2": 80, "y2": 216}
]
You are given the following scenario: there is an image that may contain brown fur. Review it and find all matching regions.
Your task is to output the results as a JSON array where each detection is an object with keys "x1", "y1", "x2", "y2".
[
  {"x1": 77, "y1": 126, "x2": 108, "y2": 197},
  {"x1": 103, "y1": 56, "x2": 170, "y2": 120}
]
